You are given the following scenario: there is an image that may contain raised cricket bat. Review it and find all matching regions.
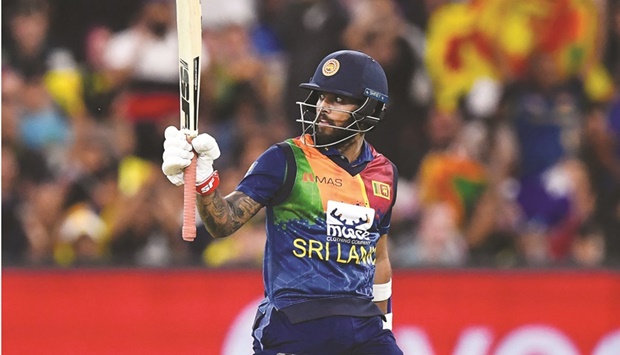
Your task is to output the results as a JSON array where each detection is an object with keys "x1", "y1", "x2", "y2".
[{"x1": 176, "y1": 0, "x2": 202, "y2": 241}]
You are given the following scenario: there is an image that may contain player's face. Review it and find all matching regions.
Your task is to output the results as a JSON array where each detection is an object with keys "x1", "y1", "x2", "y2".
[{"x1": 314, "y1": 92, "x2": 361, "y2": 145}]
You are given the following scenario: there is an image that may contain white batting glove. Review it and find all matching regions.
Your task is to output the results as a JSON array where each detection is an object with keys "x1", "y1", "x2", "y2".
[
  {"x1": 161, "y1": 126, "x2": 221, "y2": 186},
  {"x1": 162, "y1": 126, "x2": 192, "y2": 185},
  {"x1": 191, "y1": 130, "x2": 221, "y2": 184}
]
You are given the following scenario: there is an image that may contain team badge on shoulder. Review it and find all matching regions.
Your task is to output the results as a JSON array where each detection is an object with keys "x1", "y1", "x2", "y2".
[
  {"x1": 372, "y1": 181, "x2": 391, "y2": 200},
  {"x1": 322, "y1": 59, "x2": 340, "y2": 76}
]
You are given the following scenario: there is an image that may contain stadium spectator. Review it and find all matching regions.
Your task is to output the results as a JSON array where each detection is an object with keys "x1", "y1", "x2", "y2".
[
  {"x1": 2, "y1": 146, "x2": 30, "y2": 265},
  {"x1": 499, "y1": 51, "x2": 598, "y2": 264},
  {"x1": 343, "y1": 0, "x2": 432, "y2": 181},
  {"x1": 102, "y1": 0, "x2": 200, "y2": 163},
  {"x1": 52, "y1": 131, "x2": 119, "y2": 266},
  {"x1": 55, "y1": 203, "x2": 109, "y2": 266},
  {"x1": 15, "y1": 67, "x2": 72, "y2": 177},
  {"x1": 274, "y1": 0, "x2": 351, "y2": 133},
  {"x1": 200, "y1": 22, "x2": 269, "y2": 169},
  {"x1": 582, "y1": 96, "x2": 620, "y2": 264},
  {"x1": 107, "y1": 167, "x2": 187, "y2": 266},
  {"x1": 3, "y1": 0, "x2": 69, "y2": 77},
  {"x1": 19, "y1": 180, "x2": 67, "y2": 265},
  {"x1": 80, "y1": 26, "x2": 117, "y2": 122}
]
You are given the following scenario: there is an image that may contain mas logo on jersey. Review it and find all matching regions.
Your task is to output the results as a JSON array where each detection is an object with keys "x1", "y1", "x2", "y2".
[
  {"x1": 372, "y1": 181, "x2": 390, "y2": 200},
  {"x1": 302, "y1": 172, "x2": 343, "y2": 187},
  {"x1": 322, "y1": 59, "x2": 340, "y2": 76},
  {"x1": 326, "y1": 200, "x2": 374, "y2": 242}
]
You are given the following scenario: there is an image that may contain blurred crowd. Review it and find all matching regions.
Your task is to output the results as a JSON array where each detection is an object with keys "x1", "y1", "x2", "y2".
[{"x1": 2, "y1": 0, "x2": 620, "y2": 268}]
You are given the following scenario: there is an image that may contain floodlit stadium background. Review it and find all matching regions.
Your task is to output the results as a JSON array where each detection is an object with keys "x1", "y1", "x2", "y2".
[{"x1": 2, "y1": 0, "x2": 620, "y2": 354}]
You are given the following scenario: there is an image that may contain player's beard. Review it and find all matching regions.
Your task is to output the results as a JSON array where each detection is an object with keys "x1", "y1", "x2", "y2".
[{"x1": 314, "y1": 115, "x2": 357, "y2": 147}]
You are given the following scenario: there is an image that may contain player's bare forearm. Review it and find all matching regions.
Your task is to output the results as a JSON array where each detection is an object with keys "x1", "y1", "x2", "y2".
[
  {"x1": 197, "y1": 190, "x2": 263, "y2": 238},
  {"x1": 374, "y1": 234, "x2": 393, "y2": 314},
  {"x1": 374, "y1": 235, "x2": 392, "y2": 284}
]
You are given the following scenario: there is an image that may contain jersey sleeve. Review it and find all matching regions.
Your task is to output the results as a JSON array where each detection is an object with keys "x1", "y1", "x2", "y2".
[{"x1": 235, "y1": 144, "x2": 287, "y2": 206}]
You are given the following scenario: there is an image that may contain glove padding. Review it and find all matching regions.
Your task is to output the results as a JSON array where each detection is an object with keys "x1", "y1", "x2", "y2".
[{"x1": 162, "y1": 126, "x2": 221, "y2": 186}]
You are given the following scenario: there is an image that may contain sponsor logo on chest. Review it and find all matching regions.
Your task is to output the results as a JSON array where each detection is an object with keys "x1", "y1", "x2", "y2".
[
  {"x1": 302, "y1": 172, "x2": 343, "y2": 187},
  {"x1": 326, "y1": 200, "x2": 375, "y2": 242}
]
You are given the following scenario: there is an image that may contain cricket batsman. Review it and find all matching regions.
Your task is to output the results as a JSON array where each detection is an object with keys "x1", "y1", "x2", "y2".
[{"x1": 162, "y1": 50, "x2": 402, "y2": 354}]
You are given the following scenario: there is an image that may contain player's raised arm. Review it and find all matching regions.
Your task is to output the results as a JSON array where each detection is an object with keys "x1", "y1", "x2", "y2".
[
  {"x1": 161, "y1": 126, "x2": 263, "y2": 238},
  {"x1": 196, "y1": 190, "x2": 263, "y2": 238}
]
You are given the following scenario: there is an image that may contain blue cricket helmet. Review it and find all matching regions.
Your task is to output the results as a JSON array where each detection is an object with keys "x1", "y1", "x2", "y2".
[
  {"x1": 300, "y1": 50, "x2": 388, "y2": 105},
  {"x1": 297, "y1": 50, "x2": 389, "y2": 147}
]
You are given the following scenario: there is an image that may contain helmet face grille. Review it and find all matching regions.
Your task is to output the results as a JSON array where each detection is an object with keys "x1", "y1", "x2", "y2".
[{"x1": 295, "y1": 96, "x2": 380, "y2": 148}]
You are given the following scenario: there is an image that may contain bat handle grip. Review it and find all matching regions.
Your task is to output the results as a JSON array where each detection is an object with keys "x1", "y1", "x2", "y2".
[{"x1": 182, "y1": 152, "x2": 197, "y2": 241}]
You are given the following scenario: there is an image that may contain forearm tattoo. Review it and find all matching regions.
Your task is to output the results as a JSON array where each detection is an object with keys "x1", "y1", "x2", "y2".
[{"x1": 197, "y1": 190, "x2": 263, "y2": 238}]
